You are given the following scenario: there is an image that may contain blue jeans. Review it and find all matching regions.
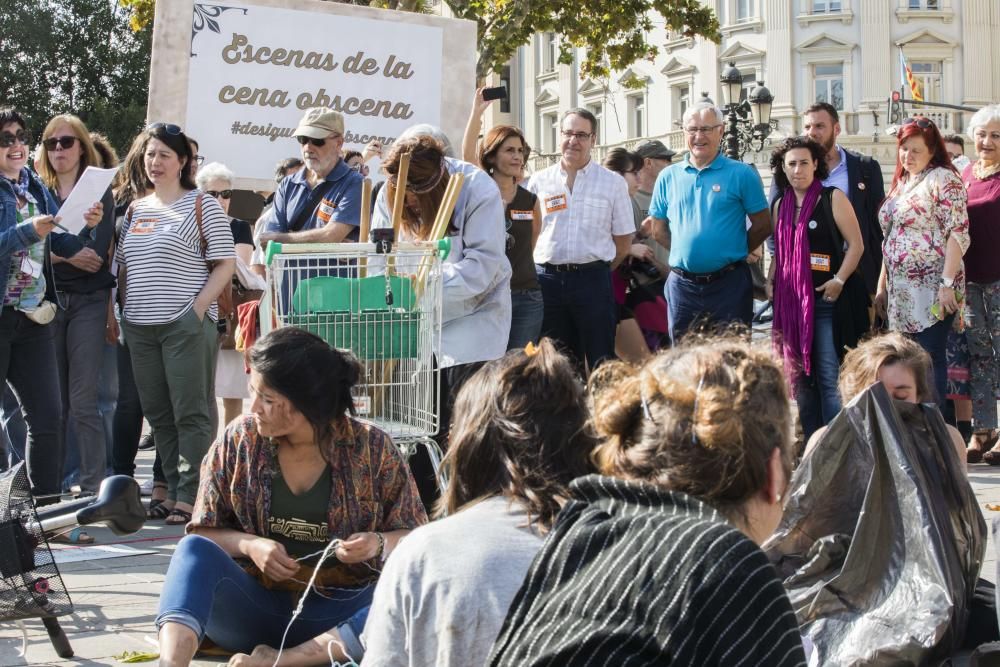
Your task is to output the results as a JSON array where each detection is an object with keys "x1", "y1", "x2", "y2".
[
  {"x1": 909, "y1": 314, "x2": 955, "y2": 424},
  {"x1": 157, "y1": 535, "x2": 371, "y2": 659},
  {"x1": 796, "y1": 300, "x2": 842, "y2": 442},
  {"x1": 536, "y1": 263, "x2": 615, "y2": 370},
  {"x1": 666, "y1": 263, "x2": 753, "y2": 345},
  {"x1": 507, "y1": 288, "x2": 543, "y2": 350}
]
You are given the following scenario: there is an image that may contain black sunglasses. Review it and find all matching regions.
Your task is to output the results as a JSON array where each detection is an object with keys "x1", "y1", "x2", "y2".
[
  {"x1": 43, "y1": 136, "x2": 78, "y2": 151},
  {"x1": 902, "y1": 117, "x2": 935, "y2": 129},
  {"x1": 296, "y1": 135, "x2": 338, "y2": 147},
  {"x1": 0, "y1": 129, "x2": 32, "y2": 149},
  {"x1": 206, "y1": 189, "x2": 232, "y2": 200},
  {"x1": 147, "y1": 122, "x2": 183, "y2": 135}
]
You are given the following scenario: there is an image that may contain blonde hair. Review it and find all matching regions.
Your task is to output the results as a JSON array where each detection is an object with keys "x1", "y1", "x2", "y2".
[
  {"x1": 590, "y1": 337, "x2": 793, "y2": 515},
  {"x1": 36, "y1": 114, "x2": 102, "y2": 189},
  {"x1": 838, "y1": 332, "x2": 932, "y2": 403}
]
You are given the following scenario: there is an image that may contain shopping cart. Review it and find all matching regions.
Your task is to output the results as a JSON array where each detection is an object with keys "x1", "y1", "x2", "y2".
[{"x1": 261, "y1": 236, "x2": 451, "y2": 479}]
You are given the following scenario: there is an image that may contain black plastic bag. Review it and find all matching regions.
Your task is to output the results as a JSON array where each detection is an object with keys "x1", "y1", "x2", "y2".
[{"x1": 765, "y1": 383, "x2": 986, "y2": 666}]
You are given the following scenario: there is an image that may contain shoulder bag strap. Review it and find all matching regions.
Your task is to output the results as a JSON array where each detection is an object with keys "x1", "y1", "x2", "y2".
[
  {"x1": 194, "y1": 193, "x2": 208, "y2": 258},
  {"x1": 289, "y1": 180, "x2": 336, "y2": 233}
]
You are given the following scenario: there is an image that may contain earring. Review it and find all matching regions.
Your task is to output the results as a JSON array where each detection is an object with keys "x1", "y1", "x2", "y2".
[
  {"x1": 776, "y1": 493, "x2": 783, "y2": 503},
  {"x1": 488, "y1": 166, "x2": 494, "y2": 175}
]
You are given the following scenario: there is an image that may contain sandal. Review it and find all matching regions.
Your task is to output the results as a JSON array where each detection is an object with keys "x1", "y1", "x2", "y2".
[
  {"x1": 147, "y1": 499, "x2": 172, "y2": 520},
  {"x1": 970, "y1": 430, "x2": 1000, "y2": 464},
  {"x1": 49, "y1": 527, "x2": 95, "y2": 545},
  {"x1": 164, "y1": 508, "x2": 193, "y2": 526}
]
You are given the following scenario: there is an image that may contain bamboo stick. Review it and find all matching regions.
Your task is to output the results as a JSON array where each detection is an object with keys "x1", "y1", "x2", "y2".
[
  {"x1": 359, "y1": 178, "x2": 372, "y2": 278},
  {"x1": 390, "y1": 152, "x2": 410, "y2": 237}
]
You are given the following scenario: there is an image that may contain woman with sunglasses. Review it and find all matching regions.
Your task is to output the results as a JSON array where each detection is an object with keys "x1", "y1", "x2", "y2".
[
  {"x1": 195, "y1": 162, "x2": 256, "y2": 430},
  {"x1": 116, "y1": 123, "x2": 235, "y2": 526},
  {"x1": 35, "y1": 114, "x2": 116, "y2": 502},
  {"x1": 0, "y1": 108, "x2": 102, "y2": 502},
  {"x1": 876, "y1": 117, "x2": 969, "y2": 424}
]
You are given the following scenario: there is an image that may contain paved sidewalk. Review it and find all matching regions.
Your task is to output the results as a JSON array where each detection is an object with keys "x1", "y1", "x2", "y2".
[{"x1": 2, "y1": 453, "x2": 1000, "y2": 665}]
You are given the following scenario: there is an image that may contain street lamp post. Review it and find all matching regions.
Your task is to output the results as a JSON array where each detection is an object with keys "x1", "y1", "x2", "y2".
[{"x1": 718, "y1": 61, "x2": 776, "y2": 161}]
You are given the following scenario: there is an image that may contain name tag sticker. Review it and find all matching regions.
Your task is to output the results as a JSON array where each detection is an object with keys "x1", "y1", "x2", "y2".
[
  {"x1": 510, "y1": 210, "x2": 533, "y2": 221},
  {"x1": 132, "y1": 218, "x2": 156, "y2": 234},
  {"x1": 317, "y1": 198, "x2": 337, "y2": 225},
  {"x1": 810, "y1": 253, "x2": 832, "y2": 272},
  {"x1": 544, "y1": 194, "x2": 567, "y2": 214}
]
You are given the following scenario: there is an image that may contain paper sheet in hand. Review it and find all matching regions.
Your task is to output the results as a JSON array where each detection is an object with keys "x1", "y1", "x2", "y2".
[{"x1": 53, "y1": 166, "x2": 117, "y2": 234}]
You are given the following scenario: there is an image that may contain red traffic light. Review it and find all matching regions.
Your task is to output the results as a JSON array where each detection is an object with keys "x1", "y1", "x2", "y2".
[{"x1": 891, "y1": 91, "x2": 901, "y2": 102}]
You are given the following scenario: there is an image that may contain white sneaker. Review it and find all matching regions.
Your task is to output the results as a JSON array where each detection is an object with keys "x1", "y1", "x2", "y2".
[{"x1": 139, "y1": 478, "x2": 154, "y2": 496}]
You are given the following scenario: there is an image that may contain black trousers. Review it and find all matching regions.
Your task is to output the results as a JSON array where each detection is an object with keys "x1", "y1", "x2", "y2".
[{"x1": 408, "y1": 360, "x2": 485, "y2": 513}]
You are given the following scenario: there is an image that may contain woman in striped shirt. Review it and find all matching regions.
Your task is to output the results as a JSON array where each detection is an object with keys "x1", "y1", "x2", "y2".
[
  {"x1": 489, "y1": 338, "x2": 807, "y2": 667},
  {"x1": 116, "y1": 123, "x2": 235, "y2": 526}
]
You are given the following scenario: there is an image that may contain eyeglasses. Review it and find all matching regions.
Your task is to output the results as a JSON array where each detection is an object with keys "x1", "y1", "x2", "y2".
[
  {"x1": 561, "y1": 131, "x2": 593, "y2": 141},
  {"x1": 43, "y1": 136, "x2": 78, "y2": 151},
  {"x1": 684, "y1": 125, "x2": 723, "y2": 136},
  {"x1": 902, "y1": 117, "x2": 934, "y2": 129},
  {"x1": 296, "y1": 134, "x2": 339, "y2": 147},
  {"x1": 0, "y1": 129, "x2": 32, "y2": 148},
  {"x1": 349, "y1": 163, "x2": 369, "y2": 175},
  {"x1": 147, "y1": 122, "x2": 183, "y2": 135},
  {"x1": 206, "y1": 189, "x2": 232, "y2": 200},
  {"x1": 195, "y1": 155, "x2": 205, "y2": 165}
]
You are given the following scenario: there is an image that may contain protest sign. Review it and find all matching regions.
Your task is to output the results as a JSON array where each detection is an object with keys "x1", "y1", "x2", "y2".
[{"x1": 148, "y1": 0, "x2": 476, "y2": 191}]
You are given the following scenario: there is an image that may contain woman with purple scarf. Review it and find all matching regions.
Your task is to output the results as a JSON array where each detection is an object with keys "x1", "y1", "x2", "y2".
[{"x1": 768, "y1": 137, "x2": 868, "y2": 442}]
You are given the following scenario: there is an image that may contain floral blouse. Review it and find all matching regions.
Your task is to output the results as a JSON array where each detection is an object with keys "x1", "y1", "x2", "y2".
[
  {"x1": 879, "y1": 166, "x2": 970, "y2": 333},
  {"x1": 189, "y1": 415, "x2": 427, "y2": 589}
]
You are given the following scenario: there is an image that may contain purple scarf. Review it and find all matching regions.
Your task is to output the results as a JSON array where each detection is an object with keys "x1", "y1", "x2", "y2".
[{"x1": 772, "y1": 179, "x2": 823, "y2": 386}]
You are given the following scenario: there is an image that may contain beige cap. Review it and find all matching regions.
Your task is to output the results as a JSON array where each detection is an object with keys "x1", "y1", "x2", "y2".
[{"x1": 293, "y1": 107, "x2": 344, "y2": 139}]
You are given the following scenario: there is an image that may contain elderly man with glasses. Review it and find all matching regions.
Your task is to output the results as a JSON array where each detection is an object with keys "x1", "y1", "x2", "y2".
[
  {"x1": 528, "y1": 108, "x2": 634, "y2": 371},
  {"x1": 259, "y1": 107, "x2": 364, "y2": 245},
  {"x1": 642, "y1": 101, "x2": 771, "y2": 343}
]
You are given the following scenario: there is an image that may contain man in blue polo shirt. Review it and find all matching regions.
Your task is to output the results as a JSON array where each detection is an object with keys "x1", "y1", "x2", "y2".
[
  {"x1": 643, "y1": 101, "x2": 771, "y2": 343},
  {"x1": 260, "y1": 107, "x2": 363, "y2": 244}
]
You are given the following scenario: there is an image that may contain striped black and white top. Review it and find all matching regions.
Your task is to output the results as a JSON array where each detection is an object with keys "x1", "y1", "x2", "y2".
[
  {"x1": 488, "y1": 475, "x2": 807, "y2": 667},
  {"x1": 116, "y1": 190, "x2": 235, "y2": 325}
]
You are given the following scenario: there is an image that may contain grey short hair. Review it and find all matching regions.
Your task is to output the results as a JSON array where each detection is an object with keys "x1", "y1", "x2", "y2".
[
  {"x1": 196, "y1": 162, "x2": 235, "y2": 189},
  {"x1": 682, "y1": 101, "x2": 725, "y2": 128},
  {"x1": 968, "y1": 104, "x2": 1000, "y2": 140},
  {"x1": 396, "y1": 124, "x2": 454, "y2": 157}
]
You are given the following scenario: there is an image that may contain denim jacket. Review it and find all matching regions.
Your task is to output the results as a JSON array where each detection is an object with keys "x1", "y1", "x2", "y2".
[{"x1": 0, "y1": 170, "x2": 86, "y2": 295}]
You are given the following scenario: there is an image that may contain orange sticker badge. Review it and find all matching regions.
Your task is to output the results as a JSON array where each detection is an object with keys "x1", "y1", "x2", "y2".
[
  {"x1": 316, "y1": 198, "x2": 337, "y2": 225},
  {"x1": 132, "y1": 219, "x2": 156, "y2": 234},
  {"x1": 510, "y1": 210, "x2": 534, "y2": 221},
  {"x1": 544, "y1": 193, "x2": 568, "y2": 214}
]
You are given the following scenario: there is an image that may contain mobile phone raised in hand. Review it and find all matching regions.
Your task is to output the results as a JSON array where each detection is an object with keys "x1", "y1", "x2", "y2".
[{"x1": 482, "y1": 86, "x2": 508, "y2": 101}]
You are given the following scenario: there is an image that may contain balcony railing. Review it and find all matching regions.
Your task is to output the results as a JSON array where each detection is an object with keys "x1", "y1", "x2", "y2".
[{"x1": 906, "y1": 109, "x2": 962, "y2": 132}]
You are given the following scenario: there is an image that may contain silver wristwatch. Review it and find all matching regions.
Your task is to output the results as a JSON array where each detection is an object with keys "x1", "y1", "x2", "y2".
[{"x1": 940, "y1": 275, "x2": 955, "y2": 289}]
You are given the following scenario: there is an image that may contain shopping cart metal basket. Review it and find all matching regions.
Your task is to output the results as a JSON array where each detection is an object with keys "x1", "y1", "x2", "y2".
[{"x1": 261, "y1": 238, "x2": 450, "y2": 471}]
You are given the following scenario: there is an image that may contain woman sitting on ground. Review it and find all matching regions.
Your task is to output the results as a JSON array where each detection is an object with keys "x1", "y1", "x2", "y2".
[
  {"x1": 362, "y1": 338, "x2": 598, "y2": 667},
  {"x1": 156, "y1": 327, "x2": 426, "y2": 667},
  {"x1": 489, "y1": 338, "x2": 807, "y2": 666},
  {"x1": 804, "y1": 332, "x2": 966, "y2": 468}
]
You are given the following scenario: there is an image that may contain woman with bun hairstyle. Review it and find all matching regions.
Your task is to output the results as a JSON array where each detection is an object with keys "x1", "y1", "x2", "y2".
[
  {"x1": 156, "y1": 327, "x2": 426, "y2": 667},
  {"x1": 489, "y1": 338, "x2": 806, "y2": 667}
]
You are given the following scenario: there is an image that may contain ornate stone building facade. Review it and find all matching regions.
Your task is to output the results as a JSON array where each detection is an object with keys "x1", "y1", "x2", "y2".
[{"x1": 477, "y1": 0, "x2": 999, "y2": 175}]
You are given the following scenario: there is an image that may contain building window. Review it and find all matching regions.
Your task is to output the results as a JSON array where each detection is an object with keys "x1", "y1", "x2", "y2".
[
  {"x1": 499, "y1": 66, "x2": 511, "y2": 114},
  {"x1": 908, "y1": 0, "x2": 939, "y2": 9},
  {"x1": 677, "y1": 85, "x2": 691, "y2": 124},
  {"x1": 586, "y1": 102, "x2": 604, "y2": 144},
  {"x1": 543, "y1": 112, "x2": 559, "y2": 153},
  {"x1": 542, "y1": 33, "x2": 559, "y2": 72},
  {"x1": 814, "y1": 63, "x2": 844, "y2": 109},
  {"x1": 736, "y1": 0, "x2": 755, "y2": 22},
  {"x1": 736, "y1": 69, "x2": 757, "y2": 103},
  {"x1": 628, "y1": 95, "x2": 646, "y2": 138},
  {"x1": 812, "y1": 0, "x2": 842, "y2": 11},
  {"x1": 909, "y1": 61, "x2": 942, "y2": 102}
]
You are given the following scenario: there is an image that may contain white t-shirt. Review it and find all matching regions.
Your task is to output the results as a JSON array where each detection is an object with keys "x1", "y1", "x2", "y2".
[
  {"x1": 362, "y1": 496, "x2": 543, "y2": 667},
  {"x1": 117, "y1": 190, "x2": 235, "y2": 325}
]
